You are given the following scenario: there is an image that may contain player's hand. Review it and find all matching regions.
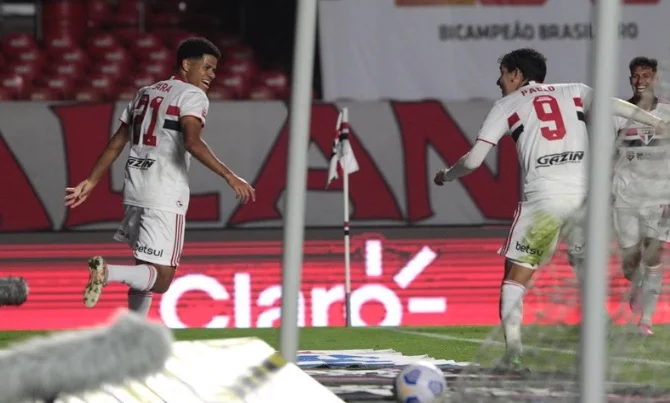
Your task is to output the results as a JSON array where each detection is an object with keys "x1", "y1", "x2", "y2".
[
  {"x1": 226, "y1": 175, "x2": 256, "y2": 204},
  {"x1": 65, "y1": 179, "x2": 96, "y2": 208},
  {"x1": 657, "y1": 120, "x2": 670, "y2": 135},
  {"x1": 433, "y1": 169, "x2": 448, "y2": 186}
]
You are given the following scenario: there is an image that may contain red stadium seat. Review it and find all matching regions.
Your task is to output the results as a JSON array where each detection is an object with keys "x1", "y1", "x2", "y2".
[
  {"x1": 99, "y1": 48, "x2": 132, "y2": 71},
  {"x1": 54, "y1": 47, "x2": 89, "y2": 68},
  {"x1": 227, "y1": 45, "x2": 254, "y2": 61},
  {"x1": 89, "y1": 73, "x2": 117, "y2": 99},
  {"x1": 222, "y1": 59, "x2": 257, "y2": 81},
  {"x1": 91, "y1": 61, "x2": 129, "y2": 81},
  {"x1": 112, "y1": 28, "x2": 141, "y2": 46},
  {"x1": 248, "y1": 84, "x2": 276, "y2": 100},
  {"x1": 147, "y1": 12, "x2": 182, "y2": 29},
  {"x1": 25, "y1": 87, "x2": 62, "y2": 101},
  {"x1": 215, "y1": 34, "x2": 242, "y2": 50},
  {"x1": 49, "y1": 62, "x2": 86, "y2": 81},
  {"x1": 116, "y1": 85, "x2": 138, "y2": 100},
  {"x1": 44, "y1": 34, "x2": 79, "y2": 57},
  {"x1": 153, "y1": 30, "x2": 193, "y2": 48},
  {"x1": 88, "y1": 0, "x2": 112, "y2": 29},
  {"x1": 144, "y1": 47, "x2": 173, "y2": 64},
  {"x1": 44, "y1": 76, "x2": 76, "y2": 99},
  {"x1": 206, "y1": 86, "x2": 236, "y2": 101},
  {"x1": 131, "y1": 73, "x2": 157, "y2": 89},
  {"x1": 256, "y1": 70, "x2": 290, "y2": 99},
  {"x1": 13, "y1": 49, "x2": 46, "y2": 69},
  {"x1": 73, "y1": 87, "x2": 105, "y2": 102},
  {"x1": 7, "y1": 62, "x2": 41, "y2": 83},
  {"x1": 129, "y1": 33, "x2": 164, "y2": 56},
  {"x1": 87, "y1": 32, "x2": 122, "y2": 57},
  {"x1": 1, "y1": 33, "x2": 38, "y2": 55},
  {"x1": 142, "y1": 63, "x2": 171, "y2": 78},
  {"x1": 107, "y1": 12, "x2": 140, "y2": 28},
  {"x1": 213, "y1": 72, "x2": 250, "y2": 99},
  {"x1": 0, "y1": 73, "x2": 28, "y2": 98}
]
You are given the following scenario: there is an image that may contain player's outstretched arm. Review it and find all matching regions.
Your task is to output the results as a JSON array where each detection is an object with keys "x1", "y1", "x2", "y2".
[
  {"x1": 434, "y1": 140, "x2": 494, "y2": 186},
  {"x1": 64, "y1": 124, "x2": 129, "y2": 209},
  {"x1": 611, "y1": 97, "x2": 666, "y2": 129},
  {"x1": 181, "y1": 116, "x2": 256, "y2": 204}
]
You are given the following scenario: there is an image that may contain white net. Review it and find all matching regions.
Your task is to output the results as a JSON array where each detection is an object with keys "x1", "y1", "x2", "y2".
[{"x1": 446, "y1": 61, "x2": 670, "y2": 402}]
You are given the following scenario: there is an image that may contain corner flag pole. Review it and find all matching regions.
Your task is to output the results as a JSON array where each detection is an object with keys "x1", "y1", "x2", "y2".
[{"x1": 341, "y1": 107, "x2": 353, "y2": 328}]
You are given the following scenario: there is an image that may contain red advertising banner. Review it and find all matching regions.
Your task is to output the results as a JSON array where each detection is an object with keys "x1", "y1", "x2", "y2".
[{"x1": 0, "y1": 234, "x2": 667, "y2": 330}]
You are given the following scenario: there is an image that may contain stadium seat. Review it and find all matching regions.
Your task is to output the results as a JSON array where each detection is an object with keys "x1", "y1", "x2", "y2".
[
  {"x1": 49, "y1": 62, "x2": 86, "y2": 80},
  {"x1": 53, "y1": 48, "x2": 90, "y2": 72},
  {"x1": 142, "y1": 63, "x2": 172, "y2": 78},
  {"x1": 7, "y1": 62, "x2": 41, "y2": 84},
  {"x1": 144, "y1": 47, "x2": 173, "y2": 65},
  {"x1": 107, "y1": 12, "x2": 141, "y2": 28},
  {"x1": 153, "y1": 29, "x2": 193, "y2": 48},
  {"x1": 87, "y1": 32, "x2": 122, "y2": 57},
  {"x1": 131, "y1": 73, "x2": 157, "y2": 89},
  {"x1": 227, "y1": 44, "x2": 254, "y2": 61},
  {"x1": 215, "y1": 34, "x2": 242, "y2": 50},
  {"x1": 0, "y1": 73, "x2": 28, "y2": 98},
  {"x1": 116, "y1": 85, "x2": 138, "y2": 100},
  {"x1": 222, "y1": 59, "x2": 257, "y2": 81},
  {"x1": 89, "y1": 73, "x2": 118, "y2": 99},
  {"x1": 25, "y1": 87, "x2": 62, "y2": 101},
  {"x1": 0, "y1": 87, "x2": 15, "y2": 100},
  {"x1": 256, "y1": 70, "x2": 289, "y2": 99},
  {"x1": 129, "y1": 33, "x2": 164, "y2": 56},
  {"x1": 1, "y1": 33, "x2": 38, "y2": 55},
  {"x1": 13, "y1": 49, "x2": 46, "y2": 69},
  {"x1": 44, "y1": 34, "x2": 79, "y2": 57},
  {"x1": 87, "y1": 0, "x2": 112, "y2": 29},
  {"x1": 112, "y1": 28, "x2": 141, "y2": 46},
  {"x1": 213, "y1": 72, "x2": 250, "y2": 99},
  {"x1": 91, "y1": 61, "x2": 129, "y2": 81},
  {"x1": 99, "y1": 47, "x2": 133, "y2": 71},
  {"x1": 248, "y1": 84, "x2": 275, "y2": 100},
  {"x1": 43, "y1": 76, "x2": 76, "y2": 99},
  {"x1": 206, "y1": 86, "x2": 236, "y2": 101},
  {"x1": 73, "y1": 87, "x2": 105, "y2": 102},
  {"x1": 147, "y1": 12, "x2": 182, "y2": 29}
]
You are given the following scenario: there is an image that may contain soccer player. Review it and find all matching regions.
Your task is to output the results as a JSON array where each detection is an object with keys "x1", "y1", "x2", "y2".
[
  {"x1": 64, "y1": 37, "x2": 256, "y2": 316},
  {"x1": 433, "y1": 48, "x2": 668, "y2": 370},
  {"x1": 612, "y1": 56, "x2": 670, "y2": 336}
]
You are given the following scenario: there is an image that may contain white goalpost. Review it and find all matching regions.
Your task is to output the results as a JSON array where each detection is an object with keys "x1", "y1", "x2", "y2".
[{"x1": 581, "y1": 0, "x2": 622, "y2": 402}]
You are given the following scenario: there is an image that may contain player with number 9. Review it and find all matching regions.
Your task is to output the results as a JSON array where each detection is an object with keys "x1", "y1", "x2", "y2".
[
  {"x1": 433, "y1": 48, "x2": 668, "y2": 371},
  {"x1": 64, "y1": 37, "x2": 256, "y2": 316}
]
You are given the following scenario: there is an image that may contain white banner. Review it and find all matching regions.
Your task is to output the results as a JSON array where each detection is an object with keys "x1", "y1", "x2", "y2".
[
  {"x1": 0, "y1": 100, "x2": 520, "y2": 231},
  {"x1": 318, "y1": 0, "x2": 669, "y2": 101}
]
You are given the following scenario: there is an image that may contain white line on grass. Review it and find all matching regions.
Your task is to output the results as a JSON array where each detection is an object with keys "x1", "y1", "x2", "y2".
[{"x1": 389, "y1": 328, "x2": 670, "y2": 367}]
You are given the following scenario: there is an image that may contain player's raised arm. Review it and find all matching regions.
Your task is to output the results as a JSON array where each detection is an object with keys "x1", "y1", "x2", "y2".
[
  {"x1": 434, "y1": 104, "x2": 506, "y2": 185},
  {"x1": 579, "y1": 83, "x2": 666, "y2": 130},
  {"x1": 64, "y1": 123, "x2": 130, "y2": 208},
  {"x1": 181, "y1": 115, "x2": 255, "y2": 204}
]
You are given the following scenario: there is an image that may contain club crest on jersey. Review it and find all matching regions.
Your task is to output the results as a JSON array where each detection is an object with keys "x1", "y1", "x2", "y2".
[{"x1": 638, "y1": 127, "x2": 655, "y2": 145}]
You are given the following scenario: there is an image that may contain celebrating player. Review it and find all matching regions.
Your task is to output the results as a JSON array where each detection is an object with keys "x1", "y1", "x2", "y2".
[
  {"x1": 64, "y1": 37, "x2": 256, "y2": 316},
  {"x1": 612, "y1": 56, "x2": 670, "y2": 336},
  {"x1": 433, "y1": 48, "x2": 668, "y2": 370}
]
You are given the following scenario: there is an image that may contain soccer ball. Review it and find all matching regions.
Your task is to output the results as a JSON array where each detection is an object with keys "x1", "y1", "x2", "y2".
[{"x1": 393, "y1": 361, "x2": 446, "y2": 403}]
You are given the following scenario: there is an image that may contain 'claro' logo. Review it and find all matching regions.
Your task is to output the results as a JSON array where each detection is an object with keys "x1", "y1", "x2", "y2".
[{"x1": 395, "y1": 0, "x2": 657, "y2": 6}]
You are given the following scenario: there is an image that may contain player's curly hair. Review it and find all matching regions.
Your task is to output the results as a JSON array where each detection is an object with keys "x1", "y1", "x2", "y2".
[
  {"x1": 176, "y1": 37, "x2": 222, "y2": 67},
  {"x1": 629, "y1": 56, "x2": 657, "y2": 75},
  {"x1": 499, "y1": 48, "x2": 547, "y2": 83}
]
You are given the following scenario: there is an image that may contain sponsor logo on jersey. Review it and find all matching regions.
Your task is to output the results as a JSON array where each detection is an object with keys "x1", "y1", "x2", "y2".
[
  {"x1": 535, "y1": 151, "x2": 584, "y2": 167},
  {"x1": 133, "y1": 244, "x2": 164, "y2": 257},
  {"x1": 126, "y1": 157, "x2": 156, "y2": 170},
  {"x1": 515, "y1": 242, "x2": 542, "y2": 256}
]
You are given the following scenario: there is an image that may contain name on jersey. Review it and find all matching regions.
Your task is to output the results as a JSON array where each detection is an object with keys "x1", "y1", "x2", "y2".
[
  {"x1": 152, "y1": 82, "x2": 173, "y2": 93},
  {"x1": 126, "y1": 157, "x2": 156, "y2": 170},
  {"x1": 536, "y1": 151, "x2": 584, "y2": 167},
  {"x1": 520, "y1": 86, "x2": 555, "y2": 97}
]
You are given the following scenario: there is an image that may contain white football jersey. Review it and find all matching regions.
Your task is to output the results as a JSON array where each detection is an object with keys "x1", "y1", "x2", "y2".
[
  {"x1": 612, "y1": 98, "x2": 670, "y2": 208},
  {"x1": 120, "y1": 76, "x2": 209, "y2": 215},
  {"x1": 477, "y1": 81, "x2": 593, "y2": 201}
]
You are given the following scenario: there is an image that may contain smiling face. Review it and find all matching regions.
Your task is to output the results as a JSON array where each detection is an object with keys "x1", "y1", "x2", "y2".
[
  {"x1": 182, "y1": 54, "x2": 218, "y2": 92},
  {"x1": 630, "y1": 65, "x2": 656, "y2": 98},
  {"x1": 496, "y1": 65, "x2": 524, "y2": 97}
]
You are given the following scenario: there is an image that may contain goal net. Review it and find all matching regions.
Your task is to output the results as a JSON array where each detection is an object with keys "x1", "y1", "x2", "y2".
[{"x1": 446, "y1": 54, "x2": 670, "y2": 403}]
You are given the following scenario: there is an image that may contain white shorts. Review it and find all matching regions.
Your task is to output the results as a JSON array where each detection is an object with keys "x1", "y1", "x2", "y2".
[
  {"x1": 113, "y1": 205, "x2": 185, "y2": 267},
  {"x1": 498, "y1": 196, "x2": 585, "y2": 269},
  {"x1": 613, "y1": 204, "x2": 670, "y2": 249}
]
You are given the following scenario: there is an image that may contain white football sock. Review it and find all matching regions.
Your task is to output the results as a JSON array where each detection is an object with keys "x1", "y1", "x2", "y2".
[
  {"x1": 128, "y1": 289, "x2": 153, "y2": 316},
  {"x1": 500, "y1": 281, "x2": 526, "y2": 354},
  {"x1": 640, "y1": 264, "x2": 662, "y2": 325},
  {"x1": 106, "y1": 264, "x2": 157, "y2": 292}
]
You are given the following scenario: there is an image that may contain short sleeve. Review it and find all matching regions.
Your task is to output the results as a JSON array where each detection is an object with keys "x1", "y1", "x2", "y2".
[
  {"x1": 578, "y1": 83, "x2": 594, "y2": 112},
  {"x1": 475, "y1": 103, "x2": 509, "y2": 146},
  {"x1": 119, "y1": 96, "x2": 137, "y2": 125},
  {"x1": 179, "y1": 89, "x2": 209, "y2": 127}
]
